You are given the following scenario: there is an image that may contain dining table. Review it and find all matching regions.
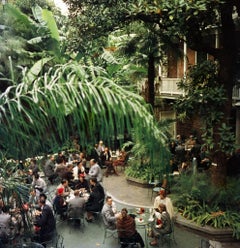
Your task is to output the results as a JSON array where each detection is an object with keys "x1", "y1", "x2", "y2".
[
  {"x1": 65, "y1": 191, "x2": 90, "y2": 203},
  {"x1": 128, "y1": 207, "x2": 154, "y2": 248}
]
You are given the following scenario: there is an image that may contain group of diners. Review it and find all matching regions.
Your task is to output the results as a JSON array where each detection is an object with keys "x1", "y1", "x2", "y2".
[
  {"x1": 0, "y1": 151, "x2": 107, "y2": 247},
  {"x1": 0, "y1": 142, "x2": 174, "y2": 247},
  {"x1": 101, "y1": 188, "x2": 175, "y2": 248}
]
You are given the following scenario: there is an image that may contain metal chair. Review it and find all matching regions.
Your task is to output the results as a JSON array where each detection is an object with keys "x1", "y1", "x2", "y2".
[
  {"x1": 119, "y1": 241, "x2": 138, "y2": 248},
  {"x1": 55, "y1": 234, "x2": 64, "y2": 248},
  {"x1": 102, "y1": 226, "x2": 118, "y2": 244},
  {"x1": 88, "y1": 198, "x2": 104, "y2": 226},
  {"x1": 158, "y1": 219, "x2": 176, "y2": 247},
  {"x1": 150, "y1": 181, "x2": 162, "y2": 200},
  {"x1": 113, "y1": 152, "x2": 130, "y2": 172},
  {"x1": 15, "y1": 242, "x2": 45, "y2": 248},
  {"x1": 67, "y1": 207, "x2": 85, "y2": 233},
  {"x1": 89, "y1": 209, "x2": 102, "y2": 226}
]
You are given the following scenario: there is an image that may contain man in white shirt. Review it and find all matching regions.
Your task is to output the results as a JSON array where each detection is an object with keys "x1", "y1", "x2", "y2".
[
  {"x1": 88, "y1": 159, "x2": 103, "y2": 182},
  {"x1": 32, "y1": 173, "x2": 47, "y2": 196},
  {"x1": 153, "y1": 189, "x2": 174, "y2": 219}
]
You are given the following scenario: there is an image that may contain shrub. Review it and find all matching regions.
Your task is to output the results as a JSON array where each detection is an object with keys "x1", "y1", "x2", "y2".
[{"x1": 172, "y1": 172, "x2": 240, "y2": 239}]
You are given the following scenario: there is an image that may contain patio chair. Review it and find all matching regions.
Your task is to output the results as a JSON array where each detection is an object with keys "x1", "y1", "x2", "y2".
[
  {"x1": 113, "y1": 152, "x2": 130, "y2": 172},
  {"x1": 103, "y1": 226, "x2": 118, "y2": 244},
  {"x1": 88, "y1": 198, "x2": 104, "y2": 226},
  {"x1": 158, "y1": 219, "x2": 176, "y2": 247},
  {"x1": 67, "y1": 207, "x2": 85, "y2": 233},
  {"x1": 15, "y1": 242, "x2": 45, "y2": 248},
  {"x1": 119, "y1": 241, "x2": 138, "y2": 248}
]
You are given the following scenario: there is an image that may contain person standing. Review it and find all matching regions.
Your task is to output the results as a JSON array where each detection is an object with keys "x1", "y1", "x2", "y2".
[
  {"x1": 153, "y1": 189, "x2": 174, "y2": 219},
  {"x1": 44, "y1": 155, "x2": 57, "y2": 184}
]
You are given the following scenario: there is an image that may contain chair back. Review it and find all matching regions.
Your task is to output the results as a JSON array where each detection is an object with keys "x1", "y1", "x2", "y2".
[
  {"x1": 68, "y1": 207, "x2": 84, "y2": 219},
  {"x1": 15, "y1": 242, "x2": 45, "y2": 248}
]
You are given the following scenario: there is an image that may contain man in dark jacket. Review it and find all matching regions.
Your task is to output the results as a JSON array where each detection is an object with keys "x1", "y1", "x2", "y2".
[
  {"x1": 85, "y1": 178, "x2": 105, "y2": 222},
  {"x1": 34, "y1": 197, "x2": 56, "y2": 245}
]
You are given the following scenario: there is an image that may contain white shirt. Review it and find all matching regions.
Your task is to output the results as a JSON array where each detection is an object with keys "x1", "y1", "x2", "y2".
[{"x1": 153, "y1": 196, "x2": 175, "y2": 219}]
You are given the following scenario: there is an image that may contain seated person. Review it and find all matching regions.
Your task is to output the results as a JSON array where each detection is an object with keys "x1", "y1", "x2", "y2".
[
  {"x1": 85, "y1": 178, "x2": 105, "y2": 222},
  {"x1": 112, "y1": 150, "x2": 128, "y2": 168},
  {"x1": 53, "y1": 188, "x2": 68, "y2": 220},
  {"x1": 185, "y1": 135, "x2": 196, "y2": 151},
  {"x1": 28, "y1": 188, "x2": 39, "y2": 209},
  {"x1": 67, "y1": 190, "x2": 85, "y2": 225},
  {"x1": 101, "y1": 147, "x2": 119, "y2": 177},
  {"x1": 32, "y1": 173, "x2": 47, "y2": 195},
  {"x1": 39, "y1": 193, "x2": 53, "y2": 211},
  {"x1": 54, "y1": 157, "x2": 68, "y2": 179},
  {"x1": 57, "y1": 179, "x2": 73, "y2": 198},
  {"x1": 44, "y1": 155, "x2": 58, "y2": 184},
  {"x1": 150, "y1": 203, "x2": 172, "y2": 246},
  {"x1": 101, "y1": 196, "x2": 120, "y2": 230},
  {"x1": 34, "y1": 196, "x2": 56, "y2": 245},
  {"x1": 61, "y1": 163, "x2": 75, "y2": 188},
  {"x1": 73, "y1": 161, "x2": 86, "y2": 182},
  {"x1": 153, "y1": 189, "x2": 174, "y2": 219},
  {"x1": 117, "y1": 208, "x2": 145, "y2": 248},
  {"x1": 0, "y1": 200, "x2": 13, "y2": 245},
  {"x1": 100, "y1": 147, "x2": 112, "y2": 166},
  {"x1": 74, "y1": 173, "x2": 89, "y2": 192}
]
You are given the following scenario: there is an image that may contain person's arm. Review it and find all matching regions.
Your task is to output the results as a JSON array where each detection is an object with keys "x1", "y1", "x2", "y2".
[
  {"x1": 89, "y1": 165, "x2": 99, "y2": 177},
  {"x1": 153, "y1": 196, "x2": 159, "y2": 209},
  {"x1": 104, "y1": 209, "x2": 116, "y2": 223},
  {"x1": 35, "y1": 208, "x2": 48, "y2": 227}
]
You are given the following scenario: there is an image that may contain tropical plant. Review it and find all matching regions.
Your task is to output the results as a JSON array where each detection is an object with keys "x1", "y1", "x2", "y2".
[
  {"x1": 63, "y1": 0, "x2": 240, "y2": 186},
  {"x1": 124, "y1": 125, "x2": 172, "y2": 182},
  {"x1": 0, "y1": 57, "x2": 169, "y2": 159},
  {"x1": 0, "y1": 154, "x2": 32, "y2": 234},
  {"x1": 0, "y1": 4, "x2": 68, "y2": 92},
  {"x1": 172, "y1": 173, "x2": 240, "y2": 239}
]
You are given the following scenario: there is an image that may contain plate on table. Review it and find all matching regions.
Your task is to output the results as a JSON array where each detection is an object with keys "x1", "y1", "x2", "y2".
[
  {"x1": 137, "y1": 218, "x2": 144, "y2": 223},
  {"x1": 135, "y1": 208, "x2": 141, "y2": 214}
]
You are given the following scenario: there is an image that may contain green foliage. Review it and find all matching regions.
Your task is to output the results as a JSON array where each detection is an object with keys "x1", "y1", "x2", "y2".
[
  {"x1": 0, "y1": 57, "x2": 169, "y2": 158},
  {"x1": 0, "y1": 154, "x2": 33, "y2": 233},
  {"x1": 0, "y1": 3, "x2": 68, "y2": 91},
  {"x1": 14, "y1": 0, "x2": 53, "y2": 15},
  {"x1": 175, "y1": 60, "x2": 236, "y2": 155},
  {"x1": 124, "y1": 126, "x2": 171, "y2": 181},
  {"x1": 172, "y1": 173, "x2": 240, "y2": 239}
]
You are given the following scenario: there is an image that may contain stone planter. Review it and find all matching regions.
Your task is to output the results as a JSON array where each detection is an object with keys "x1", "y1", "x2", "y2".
[
  {"x1": 126, "y1": 176, "x2": 150, "y2": 188},
  {"x1": 176, "y1": 214, "x2": 237, "y2": 243}
]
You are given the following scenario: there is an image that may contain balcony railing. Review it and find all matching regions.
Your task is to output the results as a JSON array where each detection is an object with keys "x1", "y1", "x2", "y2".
[
  {"x1": 157, "y1": 77, "x2": 183, "y2": 99},
  {"x1": 157, "y1": 77, "x2": 240, "y2": 101},
  {"x1": 233, "y1": 85, "x2": 240, "y2": 100}
]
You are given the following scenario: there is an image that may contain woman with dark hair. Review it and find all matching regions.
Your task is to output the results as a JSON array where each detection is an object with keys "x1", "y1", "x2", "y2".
[
  {"x1": 75, "y1": 173, "x2": 89, "y2": 192},
  {"x1": 117, "y1": 208, "x2": 145, "y2": 248}
]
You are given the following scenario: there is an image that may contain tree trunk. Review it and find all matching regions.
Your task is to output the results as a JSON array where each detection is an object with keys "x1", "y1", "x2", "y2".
[
  {"x1": 210, "y1": 3, "x2": 237, "y2": 187},
  {"x1": 147, "y1": 53, "x2": 155, "y2": 108},
  {"x1": 210, "y1": 151, "x2": 227, "y2": 187}
]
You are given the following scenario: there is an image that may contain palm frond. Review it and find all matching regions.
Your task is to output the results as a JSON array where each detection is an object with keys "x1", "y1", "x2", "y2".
[{"x1": 0, "y1": 60, "x2": 168, "y2": 158}]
